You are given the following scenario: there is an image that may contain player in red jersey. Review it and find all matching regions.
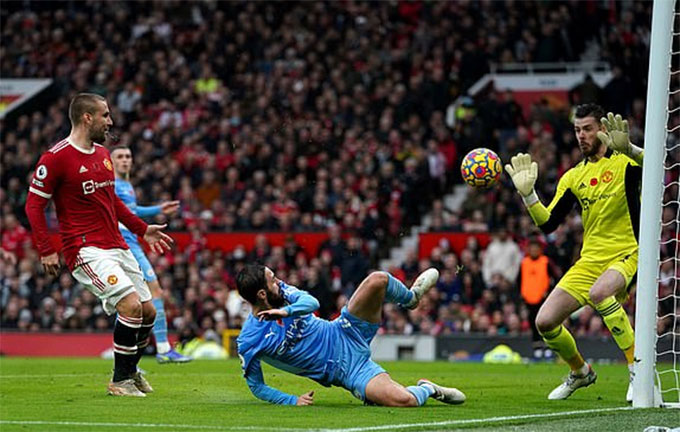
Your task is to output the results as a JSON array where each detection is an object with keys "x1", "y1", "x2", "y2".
[{"x1": 25, "y1": 93, "x2": 173, "y2": 397}]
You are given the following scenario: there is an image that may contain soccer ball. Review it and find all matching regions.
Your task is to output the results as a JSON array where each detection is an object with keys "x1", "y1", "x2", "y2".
[{"x1": 460, "y1": 148, "x2": 503, "y2": 188}]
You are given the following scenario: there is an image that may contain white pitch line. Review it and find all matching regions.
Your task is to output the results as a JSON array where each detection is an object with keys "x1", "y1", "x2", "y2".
[
  {"x1": 0, "y1": 407, "x2": 635, "y2": 432},
  {"x1": 0, "y1": 420, "x2": 306, "y2": 432},
  {"x1": 0, "y1": 372, "x2": 228, "y2": 379},
  {"x1": 324, "y1": 406, "x2": 635, "y2": 432}
]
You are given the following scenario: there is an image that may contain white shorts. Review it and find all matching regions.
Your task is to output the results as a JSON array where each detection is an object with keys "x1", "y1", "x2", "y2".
[{"x1": 72, "y1": 246, "x2": 151, "y2": 315}]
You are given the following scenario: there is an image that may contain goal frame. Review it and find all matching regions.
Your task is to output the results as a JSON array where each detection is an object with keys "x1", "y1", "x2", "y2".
[{"x1": 633, "y1": 0, "x2": 676, "y2": 409}]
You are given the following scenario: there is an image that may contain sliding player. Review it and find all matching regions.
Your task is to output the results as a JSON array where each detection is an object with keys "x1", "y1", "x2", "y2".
[
  {"x1": 111, "y1": 145, "x2": 191, "y2": 363},
  {"x1": 237, "y1": 264, "x2": 466, "y2": 406},
  {"x1": 506, "y1": 104, "x2": 643, "y2": 401}
]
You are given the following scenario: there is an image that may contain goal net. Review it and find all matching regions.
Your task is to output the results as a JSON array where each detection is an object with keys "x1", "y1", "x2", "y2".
[{"x1": 634, "y1": 0, "x2": 680, "y2": 409}]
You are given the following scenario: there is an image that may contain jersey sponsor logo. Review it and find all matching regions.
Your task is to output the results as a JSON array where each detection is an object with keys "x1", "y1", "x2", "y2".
[
  {"x1": 36, "y1": 165, "x2": 48, "y2": 179},
  {"x1": 107, "y1": 275, "x2": 118, "y2": 285},
  {"x1": 79, "y1": 165, "x2": 89, "y2": 173},
  {"x1": 103, "y1": 159, "x2": 113, "y2": 171},
  {"x1": 31, "y1": 178, "x2": 44, "y2": 187},
  {"x1": 82, "y1": 179, "x2": 115, "y2": 195},
  {"x1": 590, "y1": 177, "x2": 598, "y2": 186},
  {"x1": 601, "y1": 170, "x2": 613, "y2": 183}
]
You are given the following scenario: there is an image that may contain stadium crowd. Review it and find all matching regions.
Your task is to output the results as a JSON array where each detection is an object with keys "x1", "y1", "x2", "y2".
[{"x1": 2, "y1": 1, "x2": 677, "y2": 347}]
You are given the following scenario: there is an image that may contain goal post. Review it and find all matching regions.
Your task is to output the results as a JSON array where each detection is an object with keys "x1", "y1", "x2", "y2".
[{"x1": 633, "y1": 0, "x2": 678, "y2": 409}]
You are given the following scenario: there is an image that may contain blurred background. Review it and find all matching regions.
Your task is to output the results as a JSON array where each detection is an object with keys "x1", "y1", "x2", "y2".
[{"x1": 1, "y1": 0, "x2": 678, "y2": 361}]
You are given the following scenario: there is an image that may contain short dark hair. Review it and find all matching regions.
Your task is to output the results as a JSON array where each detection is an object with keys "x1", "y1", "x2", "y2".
[
  {"x1": 236, "y1": 264, "x2": 266, "y2": 304},
  {"x1": 574, "y1": 103, "x2": 605, "y2": 123},
  {"x1": 109, "y1": 144, "x2": 130, "y2": 155},
  {"x1": 69, "y1": 93, "x2": 106, "y2": 125}
]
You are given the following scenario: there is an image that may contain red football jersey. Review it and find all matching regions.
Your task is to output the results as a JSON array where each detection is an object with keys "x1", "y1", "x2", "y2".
[{"x1": 25, "y1": 138, "x2": 148, "y2": 270}]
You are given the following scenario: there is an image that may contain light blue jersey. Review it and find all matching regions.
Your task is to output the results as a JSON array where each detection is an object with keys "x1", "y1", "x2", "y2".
[
  {"x1": 114, "y1": 178, "x2": 161, "y2": 282},
  {"x1": 237, "y1": 282, "x2": 385, "y2": 405}
]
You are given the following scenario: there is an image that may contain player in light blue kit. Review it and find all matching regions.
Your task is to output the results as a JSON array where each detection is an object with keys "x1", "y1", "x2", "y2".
[
  {"x1": 111, "y1": 145, "x2": 191, "y2": 364},
  {"x1": 236, "y1": 264, "x2": 466, "y2": 406}
]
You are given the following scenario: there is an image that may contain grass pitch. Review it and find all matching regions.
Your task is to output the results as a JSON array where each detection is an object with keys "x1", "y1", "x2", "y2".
[{"x1": 0, "y1": 357, "x2": 677, "y2": 431}]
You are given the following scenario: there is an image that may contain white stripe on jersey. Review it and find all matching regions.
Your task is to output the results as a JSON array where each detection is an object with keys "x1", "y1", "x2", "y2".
[
  {"x1": 48, "y1": 139, "x2": 69, "y2": 153},
  {"x1": 28, "y1": 187, "x2": 51, "y2": 199}
]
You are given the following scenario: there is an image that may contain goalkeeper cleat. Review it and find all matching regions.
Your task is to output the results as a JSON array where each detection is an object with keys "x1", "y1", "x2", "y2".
[
  {"x1": 548, "y1": 365, "x2": 597, "y2": 400},
  {"x1": 156, "y1": 349, "x2": 192, "y2": 364},
  {"x1": 133, "y1": 371, "x2": 154, "y2": 393},
  {"x1": 107, "y1": 379, "x2": 146, "y2": 397},
  {"x1": 417, "y1": 379, "x2": 466, "y2": 405},
  {"x1": 406, "y1": 268, "x2": 439, "y2": 309}
]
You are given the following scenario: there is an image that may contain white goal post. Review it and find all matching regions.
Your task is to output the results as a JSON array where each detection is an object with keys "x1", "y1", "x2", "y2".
[{"x1": 633, "y1": 0, "x2": 679, "y2": 409}]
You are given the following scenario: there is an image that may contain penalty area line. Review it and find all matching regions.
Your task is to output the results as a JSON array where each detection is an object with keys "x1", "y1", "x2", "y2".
[{"x1": 325, "y1": 406, "x2": 634, "y2": 432}]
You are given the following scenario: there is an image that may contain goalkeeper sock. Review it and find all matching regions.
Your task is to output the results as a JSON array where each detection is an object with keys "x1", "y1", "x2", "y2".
[
  {"x1": 112, "y1": 315, "x2": 141, "y2": 382},
  {"x1": 383, "y1": 272, "x2": 414, "y2": 307},
  {"x1": 152, "y1": 298, "x2": 171, "y2": 354},
  {"x1": 540, "y1": 325, "x2": 585, "y2": 371},
  {"x1": 406, "y1": 383, "x2": 435, "y2": 406},
  {"x1": 596, "y1": 297, "x2": 635, "y2": 361}
]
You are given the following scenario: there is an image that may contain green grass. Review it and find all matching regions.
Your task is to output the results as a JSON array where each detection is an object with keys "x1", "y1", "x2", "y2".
[{"x1": 0, "y1": 358, "x2": 677, "y2": 431}]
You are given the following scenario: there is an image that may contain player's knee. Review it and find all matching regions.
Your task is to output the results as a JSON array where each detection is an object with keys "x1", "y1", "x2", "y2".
[
  {"x1": 588, "y1": 287, "x2": 607, "y2": 305},
  {"x1": 535, "y1": 313, "x2": 556, "y2": 335},
  {"x1": 118, "y1": 295, "x2": 142, "y2": 318},
  {"x1": 367, "y1": 271, "x2": 389, "y2": 289},
  {"x1": 144, "y1": 304, "x2": 156, "y2": 323}
]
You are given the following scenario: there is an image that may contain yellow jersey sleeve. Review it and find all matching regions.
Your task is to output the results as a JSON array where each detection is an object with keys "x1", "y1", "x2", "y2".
[{"x1": 527, "y1": 170, "x2": 578, "y2": 233}]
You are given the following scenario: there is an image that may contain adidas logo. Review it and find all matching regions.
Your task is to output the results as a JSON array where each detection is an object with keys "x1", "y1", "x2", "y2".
[
  {"x1": 79, "y1": 165, "x2": 88, "y2": 173},
  {"x1": 578, "y1": 182, "x2": 587, "y2": 190}
]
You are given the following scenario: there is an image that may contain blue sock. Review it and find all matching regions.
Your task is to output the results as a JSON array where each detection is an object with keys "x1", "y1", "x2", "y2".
[
  {"x1": 406, "y1": 384, "x2": 435, "y2": 406},
  {"x1": 151, "y1": 298, "x2": 169, "y2": 347},
  {"x1": 384, "y1": 272, "x2": 414, "y2": 306}
]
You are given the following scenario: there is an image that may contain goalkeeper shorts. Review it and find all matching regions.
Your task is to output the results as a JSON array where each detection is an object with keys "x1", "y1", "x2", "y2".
[{"x1": 557, "y1": 249, "x2": 638, "y2": 307}]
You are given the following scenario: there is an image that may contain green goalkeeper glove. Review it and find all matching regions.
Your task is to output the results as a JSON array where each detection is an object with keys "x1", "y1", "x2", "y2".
[
  {"x1": 597, "y1": 112, "x2": 631, "y2": 154},
  {"x1": 505, "y1": 153, "x2": 539, "y2": 204},
  {"x1": 597, "y1": 112, "x2": 644, "y2": 164}
]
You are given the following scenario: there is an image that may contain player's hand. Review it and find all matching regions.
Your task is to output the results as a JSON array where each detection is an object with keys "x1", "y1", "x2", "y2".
[
  {"x1": 256, "y1": 308, "x2": 289, "y2": 321},
  {"x1": 1, "y1": 248, "x2": 17, "y2": 265},
  {"x1": 40, "y1": 253, "x2": 60, "y2": 276},
  {"x1": 597, "y1": 112, "x2": 631, "y2": 155},
  {"x1": 296, "y1": 391, "x2": 314, "y2": 406},
  {"x1": 143, "y1": 224, "x2": 174, "y2": 254},
  {"x1": 505, "y1": 153, "x2": 538, "y2": 197},
  {"x1": 160, "y1": 200, "x2": 180, "y2": 216}
]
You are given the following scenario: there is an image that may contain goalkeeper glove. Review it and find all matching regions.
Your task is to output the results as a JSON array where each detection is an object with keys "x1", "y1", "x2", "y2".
[
  {"x1": 505, "y1": 153, "x2": 539, "y2": 205},
  {"x1": 597, "y1": 112, "x2": 631, "y2": 155}
]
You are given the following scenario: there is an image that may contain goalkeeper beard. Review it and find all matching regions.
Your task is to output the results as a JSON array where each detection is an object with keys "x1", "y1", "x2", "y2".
[{"x1": 579, "y1": 134, "x2": 604, "y2": 158}]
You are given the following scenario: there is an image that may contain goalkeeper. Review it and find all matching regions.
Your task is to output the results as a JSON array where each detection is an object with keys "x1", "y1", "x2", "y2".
[{"x1": 506, "y1": 104, "x2": 643, "y2": 401}]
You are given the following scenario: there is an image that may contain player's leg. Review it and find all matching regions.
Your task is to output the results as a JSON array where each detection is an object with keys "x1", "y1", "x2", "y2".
[
  {"x1": 71, "y1": 247, "x2": 145, "y2": 397},
  {"x1": 132, "y1": 300, "x2": 156, "y2": 393},
  {"x1": 589, "y1": 253, "x2": 637, "y2": 402},
  {"x1": 347, "y1": 268, "x2": 439, "y2": 323},
  {"x1": 535, "y1": 286, "x2": 596, "y2": 399},
  {"x1": 364, "y1": 373, "x2": 465, "y2": 407}
]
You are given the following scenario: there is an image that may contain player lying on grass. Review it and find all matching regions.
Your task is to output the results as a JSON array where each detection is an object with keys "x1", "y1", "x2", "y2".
[
  {"x1": 506, "y1": 104, "x2": 643, "y2": 401},
  {"x1": 236, "y1": 264, "x2": 465, "y2": 406}
]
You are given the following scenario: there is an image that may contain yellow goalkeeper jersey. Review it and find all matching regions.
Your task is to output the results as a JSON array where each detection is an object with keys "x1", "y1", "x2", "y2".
[{"x1": 540, "y1": 148, "x2": 642, "y2": 262}]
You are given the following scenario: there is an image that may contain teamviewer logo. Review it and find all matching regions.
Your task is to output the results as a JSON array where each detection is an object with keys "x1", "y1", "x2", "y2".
[{"x1": 82, "y1": 180, "x2": 95, "y2": 195}]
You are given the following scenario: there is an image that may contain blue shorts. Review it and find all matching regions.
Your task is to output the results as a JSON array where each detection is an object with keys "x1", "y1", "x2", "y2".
[
  {"x1": 331, "y1": 307, "x2": 386, "y2": 402},
  {"x1": 126, "y1": 240, "x2": 157, "y2": 283}
]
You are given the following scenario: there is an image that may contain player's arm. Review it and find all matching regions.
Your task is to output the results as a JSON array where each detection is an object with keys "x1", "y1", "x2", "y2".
[
  {"x1": 114, "y1": 196, "x2": 173, "y2": 254},
  {"x1": 597, "y1": 112, "x2": 643, "y2": 165},
  {"x1": 136, "y1": 201, "x2": 179, "y2": 218},
  {"x1": 244, "y1": 357, "x2": 308, "y2": 405},
  {"x1": 24, "y1": 153, "x2": 61, "y2": 275},
  {"x1": 256, "y1": 283, "x2": 320, "y2": 321},
  {"x1": 506, "y1": 153, "x2": 576, "y2": 234}
]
